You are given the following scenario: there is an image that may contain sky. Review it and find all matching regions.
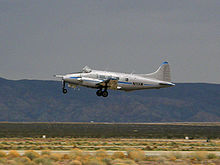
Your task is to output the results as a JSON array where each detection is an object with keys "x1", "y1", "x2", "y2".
[{"x1": 0, "y1": 0, "x2": 219, "y2": 83}]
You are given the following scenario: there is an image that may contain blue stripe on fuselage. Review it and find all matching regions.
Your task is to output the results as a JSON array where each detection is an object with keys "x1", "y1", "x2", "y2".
[
  {"x1": 144, "y1": 84, "x2": 151, "y2": 86},
  {"x1": 118, "y1": 81, "x2": 132, "y2": 85},
  {"x1": 83, "y1": 80, "x2": 101, "y2": 83},
  {"x1": 70, "y1": 77, "x2": 81, "y2": 79}
]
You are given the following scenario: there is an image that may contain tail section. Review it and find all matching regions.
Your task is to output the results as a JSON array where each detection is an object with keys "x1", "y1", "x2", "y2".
[{"x1": 141, "y1": 62, "x2": 172, "y2": 82}]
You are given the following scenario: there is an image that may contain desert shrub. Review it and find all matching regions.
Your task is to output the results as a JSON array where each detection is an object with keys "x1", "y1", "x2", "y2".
[
  {"x1": 127, "y1": 149, "x2": 146, "y2": 161},
  {"x1": 96, "y1": 150, "x2": 108, "y2": 158},
  {"x1": 46, "y1": 153, "x2": 61, "y2": 161},
  {"x1": 166, "y1": 152, "x2": 183, "y2": 161},
  {"x1": 61, "y1": 154, "x2": 70, "y2": 159},
  {"x1": 69, "y1": 160, "x2": 82, "y2": 165},
  {"x1": 168, "y1": 155, "x2": 176, "y2": 161},
  {"x1": 0, "y1": 151, "x2": 6, "y2": 157},
  {"x1": 111, "y1": 159, "x2": 124, "y2": 165},
  {"x1": 172, "y1": 152, "x2": 183, "y2": 159},
  {"x1": 14, "y1": 157, "x2": 32, "y2": 164},
  {"x1": 191, "y1": 152, "x2": 207, "y2": 161},
  {"x1": 111, "y1": 163, "x2": 127, "y2": 165},
  {"x1": 85, "y1": 158, "x2": 105, "y2": 165},
  {"x1": 41, "y1": 150, "x2": 51, "y2": 156},
  {"x1": 111, "y1": 152, "x2": 126, "y2": 159},
  {"x1": 0, "y1": 144, "x2": 4, "y2": 149},
  {"x1": 102, "y1": 158, "x2": 112, "y2": 165},
  {"x1": 156, "y1": 157, "x2": 167, "y2": 164},
  {"x1": 0, "y1": 158, "x2": 7, "y2": 164},
  {"x1": 23, "y1": 162, "x2": 37, "y2": 165},
  {"x1": 6, "y1": 160, "x2": 18, "y2": 165},
  {"x1": 7, "y1": 159, "x2": 34, "y2": 165},
  {"x1": 34, "y1": 157, "x2": 53, "y2": 165},
  {"x1": 80, "y1": 154, "x2": 92, "y2": 164},
  {"x1": 69, "y1": 149, "x2": 83, "y2": 159},
  {"x1": 207, "y1": 153, "x2": 217, "y2": 159},
  {"x1": 111, "y1": 159, "x2": 137, "y2": 165},
  {"x1": 123, "y1": 159, "x2": 138, "y2": 165},
  {"x1": 8, "y1": 150, "x2": 20, "y2": 158},
  {"x1": 24, "y1": 151, "x2": 40, "y2": 160}
]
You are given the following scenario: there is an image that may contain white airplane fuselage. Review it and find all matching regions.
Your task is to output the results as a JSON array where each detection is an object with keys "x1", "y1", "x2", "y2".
[
  {"x1": 55, "y1": 62, "x2": 175, "y2": 97},
  {"x1": 63, "y1": 70, "x2": 174, "y2": 91}
]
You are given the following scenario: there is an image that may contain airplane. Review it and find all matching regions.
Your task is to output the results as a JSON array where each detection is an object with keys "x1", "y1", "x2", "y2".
[{"x1": 55, "y1": 62, "x2": 175, "y2": 97}]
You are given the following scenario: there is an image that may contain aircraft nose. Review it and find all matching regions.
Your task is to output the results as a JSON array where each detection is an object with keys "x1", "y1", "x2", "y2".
[
  {"x1": 171, "y1": 83, "x2": 175, "y2": 86},
  {"x1": 168, "y1": 82, "x2": 175, "y2": 86},
  {"x1": 159, "y1": 82, "x2": 175, "y2": 86},
  {"x1": 62, "y1": 75, "x2": 69, "y2": 81}
]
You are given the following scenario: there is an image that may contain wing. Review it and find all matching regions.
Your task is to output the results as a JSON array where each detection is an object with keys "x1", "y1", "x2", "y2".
[{"x1": 97, "y1": 78, "x2": 119, "y2": 90}]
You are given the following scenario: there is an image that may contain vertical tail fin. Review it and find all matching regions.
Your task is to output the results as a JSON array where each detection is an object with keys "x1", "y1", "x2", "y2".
[{"x1": 143, "y1": 62, "x2": 172, "y2": 82}]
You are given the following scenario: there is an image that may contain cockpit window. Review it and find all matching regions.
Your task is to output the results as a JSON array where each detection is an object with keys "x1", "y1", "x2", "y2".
[{"x1": 82, "y1": 66, "x2": 92, "y2": 73}]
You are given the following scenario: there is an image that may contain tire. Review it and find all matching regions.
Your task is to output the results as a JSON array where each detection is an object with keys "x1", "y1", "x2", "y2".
[
  {"x1": 96, "y1": 90, "x2": 102, "y2": 96},
  {"x1": 63, "y1": 88, "x2": 67, "y2": 94},
  {"x1": 102, "y1": 91, "x2": 108, "y2": 97}
]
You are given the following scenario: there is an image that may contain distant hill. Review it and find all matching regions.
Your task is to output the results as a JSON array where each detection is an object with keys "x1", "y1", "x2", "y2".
[{"x1": 0, "y1": 77, "x2": 219, "y2": 122}]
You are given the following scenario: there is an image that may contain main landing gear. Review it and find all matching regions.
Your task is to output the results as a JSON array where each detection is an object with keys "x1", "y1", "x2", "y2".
[
  {"x1": 62, "y1": 80, "x2": 67, "y2": 94},
  {"x1": 96, "y1": 89, "x2": 108, "y2": 97}
]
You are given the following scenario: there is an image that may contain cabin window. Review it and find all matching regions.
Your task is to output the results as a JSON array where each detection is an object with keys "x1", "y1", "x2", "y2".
[
  {"x1": 125, "y1": 78, "x2": 129, "y2": 81},
  {"x1": 89, "y1": 74, "x2": 97, "y2": 79},
  {"x1": 113, "y1": 77, "x2": 119, "y2": 80},
  {"x1": 133, "y1": 82, "x2": 144, "y2": 86},
  {"x1": 99, "y1": 75, "x2": 106, "y2": 79}
]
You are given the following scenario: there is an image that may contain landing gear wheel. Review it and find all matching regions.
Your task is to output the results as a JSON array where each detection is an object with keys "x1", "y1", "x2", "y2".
[
  {"x1": 102, "y1": 90, "x2": 108, "y2": 97},
  {"x1": 63, "y1": 88, "x2": 67, "y2": 94},
  {"x1": 96, "y1": 90, "x2": 102, "y2": 96}
]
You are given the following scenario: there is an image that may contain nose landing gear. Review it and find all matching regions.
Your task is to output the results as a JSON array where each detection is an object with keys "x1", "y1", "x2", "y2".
[
  {"x1": 63, "y1": 88, "x2": 67, "y2": 94},
  {"x1": 62, "y1": 80, "x2": 67, "y2": 94}
]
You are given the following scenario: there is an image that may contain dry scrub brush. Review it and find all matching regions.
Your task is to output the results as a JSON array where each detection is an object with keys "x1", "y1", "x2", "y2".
[
  {"x1": 111, "y1": 159, "x2": 138, "y2": 165},
  {"x1": 111, "y1": 151, "x2": 126, "y2": 159},
  {"x1": 0, "y1": 151, "x2": 6, "y2": 158},
  {"x1": 7, "y1": 150, "x2": 20, "y2": 158},
  {"x1": 41, "y1": 150, "x2": 51, "y2": 156},
  {"x1": 69, "y1": 160, "x2": 82, "y2": 165},
  {"x1": 127, "y1": 149, "x2": 146, "y2": 161},
  {"x1": 24, "y1": 150, "x2": 40, "y2": 160}
]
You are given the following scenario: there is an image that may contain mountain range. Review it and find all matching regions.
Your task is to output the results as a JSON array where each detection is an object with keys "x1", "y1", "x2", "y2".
[{"x1": 0, "y1": 77, "x2": 219, "y2": 122}]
